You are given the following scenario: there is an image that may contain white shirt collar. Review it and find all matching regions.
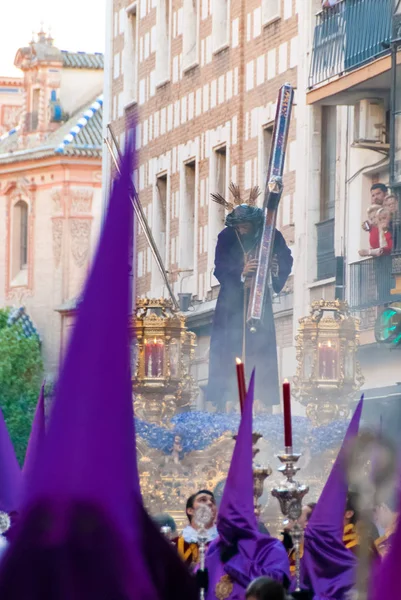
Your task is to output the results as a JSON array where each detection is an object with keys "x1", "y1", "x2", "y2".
[{"x1": 182, "y1": 524, "x2": 218, "y2": 544}]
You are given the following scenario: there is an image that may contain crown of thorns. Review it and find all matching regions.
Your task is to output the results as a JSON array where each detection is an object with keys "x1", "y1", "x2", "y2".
[{"x1": 210, "y1": 183, "x2": 261, "y2": 211}]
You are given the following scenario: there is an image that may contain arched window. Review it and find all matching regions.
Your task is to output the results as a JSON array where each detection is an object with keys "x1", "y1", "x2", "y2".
[
  {"x1": 19, "y1": 201, "x2": 28, "y2": 268},
  {"x1": 12, "y1": 200, "x2": 29, "y2": 280}
]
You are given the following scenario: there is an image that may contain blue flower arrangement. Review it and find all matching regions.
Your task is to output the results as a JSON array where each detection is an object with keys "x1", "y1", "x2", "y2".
[{"x1": 135, "y1": 412, "x2": 348, "y2": 456}]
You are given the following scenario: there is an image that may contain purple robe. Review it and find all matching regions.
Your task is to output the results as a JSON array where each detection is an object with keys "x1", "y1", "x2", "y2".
[
  {"x1": 299, "y1": 398, "x2": 363, "y2": 599},
  {"x1": 206, "y1": 535, "x2": 290, "y2": 599},
  {"x1": 206, "y1": 372, "x2": 290, "y2": 599},
  {"x1": 207, "y1": 227, "x2": 293, "y2": 409}
]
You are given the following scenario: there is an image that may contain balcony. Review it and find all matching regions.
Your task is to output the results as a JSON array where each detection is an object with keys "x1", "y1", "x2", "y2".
[
  {"x1": 348, "y1": 255, "x2": 401, "y2": 311},
  {"x1": 309, "y1": 0, "x2": 392, "y2": 102},
  {"x1": 316, "y1": 219, "x2": 336, "y2": 280}
]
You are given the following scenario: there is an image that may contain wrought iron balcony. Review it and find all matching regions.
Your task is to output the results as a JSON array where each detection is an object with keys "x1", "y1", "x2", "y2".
[
  {"x1": 309, "y1": 0, "x2": 392, "y2": 88},
  {"x1": 348, "y1": 255, "x2": 401, "y2": 311},
  {"x1": 316, "y1": 219, "x2": 336, "y2": 280}
]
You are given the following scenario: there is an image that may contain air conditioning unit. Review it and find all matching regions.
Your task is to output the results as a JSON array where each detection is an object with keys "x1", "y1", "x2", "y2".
[{"x1": 354, "y1": 99, "x2": 386, "y2": 144}]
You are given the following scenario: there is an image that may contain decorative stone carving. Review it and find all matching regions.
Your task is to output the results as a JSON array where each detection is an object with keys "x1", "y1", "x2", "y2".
[
  {"x1": 5, "y1": 177, "x2": 31, "y2": 203},
  {"x1": 6, "y1": 287, "x2": 33, "y2": 303},
  {"x1": 52, "y1": 218, "x2": 63, "y2": 268},
  {"x1": 69, "y1": 219, "x2": 91, "y2": 267},
  {"x1": 70, "y1": 189, "x2": 93, "y2": 215},
  {"x1": 51, "y1": 190, "x2": 63, "y2": 216},
  {"x1": 2, "y1": 105, "x2": 22, "y2": 131}
]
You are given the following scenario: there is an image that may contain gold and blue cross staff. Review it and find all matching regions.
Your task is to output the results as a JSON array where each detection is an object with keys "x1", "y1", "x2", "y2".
[{"x1": 247, "y1": 83, "x2": 294, "y2": 332}]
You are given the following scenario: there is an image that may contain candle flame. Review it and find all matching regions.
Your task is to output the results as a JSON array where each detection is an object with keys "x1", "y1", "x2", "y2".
[
  {"x1": 154, "y1": 337, "x2": 157, "y2": 344},
  {"x1": 235, "y1": 357, "x2": 242, "y2": 365},
  {"x1": 327, "y1": 340, "x2": 332, "y2": 348},
  {"x1": 283, "y1": 378, "x2": 289, "y2": 384}
]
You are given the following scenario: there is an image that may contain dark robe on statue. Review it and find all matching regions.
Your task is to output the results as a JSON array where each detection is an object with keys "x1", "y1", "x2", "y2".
[{"x1": 207, "y1": 226, "x2": 293, "y2": 410}]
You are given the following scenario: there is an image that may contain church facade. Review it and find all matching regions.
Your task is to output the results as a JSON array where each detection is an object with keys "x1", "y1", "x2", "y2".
[{"x1": 0, "y1": 30, "x2": 104, "y2": 372}]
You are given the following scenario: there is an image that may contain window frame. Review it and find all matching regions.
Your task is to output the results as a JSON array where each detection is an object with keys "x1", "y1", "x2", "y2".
[{"x1": 262, "y1": 0, "x2": 281, "y2": 28}]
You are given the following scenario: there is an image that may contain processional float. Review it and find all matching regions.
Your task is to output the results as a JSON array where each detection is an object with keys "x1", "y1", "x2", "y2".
[{"x1": 104, "y1": 89, "x2": 310, "y2": 574}]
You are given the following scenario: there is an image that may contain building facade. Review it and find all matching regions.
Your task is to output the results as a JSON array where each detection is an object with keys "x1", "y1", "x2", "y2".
[
  {"x1": 0, "y1": 31, "x2": 104, "y2": 373},
  {"x1": 0, "y1": 77, "x2": 24, "y2": 137},
  {"x1": 105, "y1": 0, "x2": 401, "y2": 419},
  {"x1": 106, "y1": 0, "x2": 300, "y2": 406},
  {"x1": 295, "y1": 0, "x2": 401, "y2": 431}
]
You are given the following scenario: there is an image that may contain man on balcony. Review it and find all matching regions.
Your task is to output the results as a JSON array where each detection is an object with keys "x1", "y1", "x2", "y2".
[{"x1": 370, "y1": 183, "x2": 388, "y2": 207}]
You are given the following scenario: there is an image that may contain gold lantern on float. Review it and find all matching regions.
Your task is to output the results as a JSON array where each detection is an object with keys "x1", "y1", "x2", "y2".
[
  {"x1": 293, "y1": 299, "x2": 364, "y2": 426},
  {"x1": 130, "y1": 298, "x2": 197, "y2": 425}
]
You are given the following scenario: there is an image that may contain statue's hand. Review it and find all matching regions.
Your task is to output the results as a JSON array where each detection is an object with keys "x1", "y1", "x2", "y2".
[{"x1": 242, "y1": 259, "x2": 258, "y2": 277}]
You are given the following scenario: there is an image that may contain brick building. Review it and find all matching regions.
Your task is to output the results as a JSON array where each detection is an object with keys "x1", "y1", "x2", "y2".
[{"x1": 105, "y1": 0, "x2": 300, "y2": 405}]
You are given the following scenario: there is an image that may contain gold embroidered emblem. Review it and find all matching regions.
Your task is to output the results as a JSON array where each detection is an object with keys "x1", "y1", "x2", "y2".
[{"x1": 215, "y1": 574, "x2": 233, "y2": 600}]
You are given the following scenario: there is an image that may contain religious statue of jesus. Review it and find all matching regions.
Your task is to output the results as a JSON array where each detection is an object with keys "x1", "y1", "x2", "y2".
[{"x1": 206, "y1": 184, "x2": 293, "y2": 411}]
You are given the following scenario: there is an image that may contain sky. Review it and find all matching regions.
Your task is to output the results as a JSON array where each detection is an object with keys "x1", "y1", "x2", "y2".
[{"x1": 0, "y1": 0, "x2": 106, "y2": 77}]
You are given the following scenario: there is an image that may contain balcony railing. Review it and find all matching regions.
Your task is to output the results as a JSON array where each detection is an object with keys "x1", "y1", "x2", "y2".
[
  {"x1": 348, "y1": 255, "x2": 401, "y2": 311},
  {"x1": 309, "y1": 0, "x2": 392, "y2": 88},
  {"x1": 316, "y1": 219, "x2": 336, "y2": 280}
]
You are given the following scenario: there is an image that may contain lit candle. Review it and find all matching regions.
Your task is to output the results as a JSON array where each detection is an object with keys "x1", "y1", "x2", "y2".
[
  {"x1": 145, "y1": 340, "x2": 151, "y2": 376},
  {"x1": 283, "y1": 379, "x2": 292, "y2": 449},
  {"x1": 151, "y1": 338, "x2": 158, "y2": 376},
  {"x1": 158, "y1": 339, "x2": 164, "y2": 376},
  {"x1": 235, "y1": 358, "x2": 247, "y2": 414}
]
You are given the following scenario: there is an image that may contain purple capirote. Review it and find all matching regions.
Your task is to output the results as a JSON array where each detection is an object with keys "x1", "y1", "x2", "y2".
[
  {"x1": 22, "y1": 383, "x2": 45, "y2": 488},
  {"x1": 0, "y1": 135, "x2": 197, "y2": 600},
  {"x1": 300, "y1": 397, "x2": 364, "y2": 600},
  {"x1": 0, "y1": 408, "x2": 21, "y2": 514},
  {"x1": 206, "y1": 370, "x2": 290, "y2": 600}
]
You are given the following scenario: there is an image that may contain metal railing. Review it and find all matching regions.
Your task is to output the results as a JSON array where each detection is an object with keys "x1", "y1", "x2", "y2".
[
  {"x1": 348, "y1": 255, "x2": 401, "y2": 310},
  {"x1": 316, "y1": 219, "x2": 336, "y2": 280},
  {"x1": 309, "y1": 0, "x2": 392, "y2": 88}
]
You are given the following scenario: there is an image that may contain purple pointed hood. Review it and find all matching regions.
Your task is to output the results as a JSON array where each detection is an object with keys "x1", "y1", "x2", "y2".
[
  {"x1": 0, "y1": 139, "x2": 153, "y2": 599},
  {"x1": 218, "y1": 370, "x2": 257, "y2": 543},
  {"x1": 369, "y1": 515, "x2": 401, "y2": 600},
  {"x1": 0, "y1": 409, "x2": 21, "y2": 514},
  {"x1": 0, "y1": 137, "x2": 198, "y2": 600},
  {"x1": 302, "y1": 396, "x2": 364, "y2": 599},
  {"x1": 369, "y1": 439, "x2": 401, "y2": 600},
  {"x1": 206, "y1": 372, "x2": 290, "y2": 598},
  {"x1": 22, "y1": 383, "x2": 45, "y2": 487}
]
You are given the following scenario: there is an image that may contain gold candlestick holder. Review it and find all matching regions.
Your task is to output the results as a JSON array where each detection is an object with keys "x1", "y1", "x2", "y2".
[{"x1": 271, "y1": 447, "x2": 309, "y2": 591}]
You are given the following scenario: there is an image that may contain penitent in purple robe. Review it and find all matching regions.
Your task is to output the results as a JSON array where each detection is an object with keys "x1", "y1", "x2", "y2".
[
  {"x1": 207, "y1": 227, "x2": 292, "y2": 410},
  {"x1": 0, "y1": 409, "x2": 21, "y2": 516},
  {"x1": 22, "y1": 383, "x2": 45, "y2": 489},
  {"x1": 0, "y1": 136, "x2": 198, "y2": 600},
  {"x1": 300, "y1": 397, "x2": 363, "y2": 600},
  {"x1": 206, "y1": 371, "x2": 290, "y2": 599}
]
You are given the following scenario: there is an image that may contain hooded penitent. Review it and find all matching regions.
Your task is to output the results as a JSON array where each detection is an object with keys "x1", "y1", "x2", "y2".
[
  {"x1": 301, "y1": 397, "x2": 364, "y2": 600},
  {"x1": 22, "y1": 383, "x2": 45, "y2": 488},
  {"x1": 368, "y1": 447, "x2": 401, "y2": 600},
  {"x1": 0, "y1": 409, "x2": 21, "y2": 515},
  {"x1": 205, "y1": 370, "x2": 290, "y2": 599},
  {"x1": 0, "y1": 136, "x2": 197, "y2": 600}
]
